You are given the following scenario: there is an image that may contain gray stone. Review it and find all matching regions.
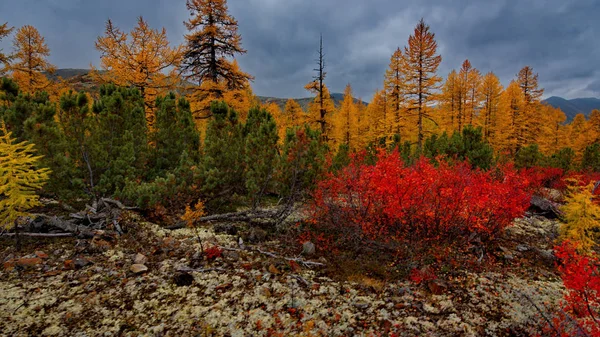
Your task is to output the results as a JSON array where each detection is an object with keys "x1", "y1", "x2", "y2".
[
  {"x1": 134, "y1": 253, "x2": 147, "y2": 265},
  {"x1": 130, "y1": 264, "x2": 148, "y2": 274},
  {"x1": 354, "y1": 301, "x2": 370, "y2": 309},
  {"x1": 74, "y1": 258, "x2": 91, "y2": 269},
  {"x1": 302, "y1": 241, "x2": 316, "y2": 255},
  {"x1": 516, "y1": 244, "x2": 529, "y2": 252}
]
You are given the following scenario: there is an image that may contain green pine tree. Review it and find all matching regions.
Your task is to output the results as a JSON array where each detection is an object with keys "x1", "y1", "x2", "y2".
[
  {"x1": 201, "y1": 101, "x2": 245, "y2": 210},
  {"x1": 150, "y1": 93, "x2": 200, "y2": 178},
  {"x1": 243, "y1": 106, "x2": 279, "y2": 208}
]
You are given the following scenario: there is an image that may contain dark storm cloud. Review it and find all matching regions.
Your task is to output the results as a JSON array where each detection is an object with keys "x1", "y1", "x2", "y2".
[{"x1": 1, "y1": 0, "x2": 598, "y2": 100}]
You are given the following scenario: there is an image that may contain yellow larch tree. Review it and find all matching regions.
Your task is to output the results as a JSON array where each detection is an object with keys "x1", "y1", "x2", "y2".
[
  {"x1": 93, "y1": 17, "x2": 183, "y2": 128},
  {"x1": 354, "y1": 97, "x2": 369, "y2": 149},
  {"x1": 516, "y1": 66, "x2": 544, "y2": 146},
  {"x1": 283, "y1": 99, "x2": 304, "y2": 129},
  {"x1": 333, "y1": 83, "x2": 358, "y2": 150},
  {"x1": 537, "y1": 104, "x2": 567, "y2": 154},
  {"x1": 456, "y1": 59, "x2": 482, "y2": 130},
  {"x1": 498, "y1": 80, "x2": 525, "y2": 154},
  {"x1": 438, "y1": 70, "x2": 459, "y2": 132},
  {"x1": 477, "y1": 72, "x2": 503, "y2": 145},
  {"x1": 5, "y1": 25, "x2": 55, "y2": 94},
  {"x1": 182, "y1": 0, "x2": 253, "y2": 119},
  {"x1": 586, "y1": 109, "x2": 600, "y2": 144},
  {"x1": 0, "y1": 122, "x2": 51, "y2": 231},
  {"x1": 569, "y1": 113, "x2": 591, "y2": 160},
  {"x1": 0, "y1": 22, "x2": 14, "y2": 75},
  {"x1": 561, "y1": 181, "x2": 600, "y2": 252},
  {"x1": 402, "y1": 19, "x2": 442, "y2": 149},
  {"x1": 365, "y1": 89, "x2": 389, "y2": 145},
  {"x1": 384, "y1": 47, "x2": 405, "y2": 137}
]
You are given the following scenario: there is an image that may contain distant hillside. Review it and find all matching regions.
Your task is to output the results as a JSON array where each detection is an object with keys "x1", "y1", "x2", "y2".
[
  {"x1": 45, "y1": 68, "x2": 101, "y2": 93},
  {"x1": 543, "y1": 96, "x2": 600, "y2": 122},
  {"x1": 49, "y1": 69, "x2": 600, "y2": 120},
  {"x1": 258, "y1": 93, "x2": 368, "y2": 111}
]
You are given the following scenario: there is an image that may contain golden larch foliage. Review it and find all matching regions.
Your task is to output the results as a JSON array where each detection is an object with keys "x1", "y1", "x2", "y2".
[
  {"x1": 516, "y1": 66, "x2": 544, "y2": 146},
  {"x1": 477, "y1": 72, "x2": 503, "y2": 146},
  {"x1": 587, "y1": 109, "x2": 600, "y2": 145},
  {"x1": 332, "y1": 83, "x2": 359, "y2": 150},
  {"x1": 560, "y1": 181, "x2": 600, "y2": 252},
  {"x1": 6, "y1": 25, "x2": 55, "y2": 94},
  {"x1": 459, "y1": 59, "x2": 482, "y2": 127},
  {"x1": 438, "y1": 70, "x2": 459, "y2": 133},
  {"x1": 262, "y1": 102, "x2": 285, "y2": 142},
  {"x1": 365, "y1": 89, "x2": 390, "y2": 145},
  {"x1": 384, "y1": 47, "x2": 406, "y2": 136},
  {"x1": 93, "y1": 17, "x2": 183, "y2": 129},
  {"x1": 0, "y1": 22, "x2": 14, "y2": 75},
  {"x1": 0, "y1": 122, "x2": 51, "y2": 230},
  {"x1": 284, "y1": 99, "x2": 305, "y2": 129},
  {"x1": 402, "y1": 19, "x2": 442, "y2": 149},
  {"x1": 537, "y1": 104, "x2": 567, "y2": 154},
  {"x1": 569, "y1": 113, "x2": 592, "y2": 160},
  {"x1": 499, "y1": 80, "x2": 526, "y2": 154}
]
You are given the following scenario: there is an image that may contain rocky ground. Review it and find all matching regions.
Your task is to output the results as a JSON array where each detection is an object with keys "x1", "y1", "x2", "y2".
[{"x1": 0, "y1": 210, "x2": 566, "y2": 337}]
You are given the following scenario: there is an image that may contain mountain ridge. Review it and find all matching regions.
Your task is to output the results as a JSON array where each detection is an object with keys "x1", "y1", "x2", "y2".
[
  {"x1": 542, "y1": 96, "x2": 600, "y2": 122},
  {"x1": 46, "y1": 68, "x2": 599, "y2": 119}
]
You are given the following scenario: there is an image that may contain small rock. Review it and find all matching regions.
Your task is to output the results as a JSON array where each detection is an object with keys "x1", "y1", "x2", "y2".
[
  {"x1": 35, "y1": 251, "x2": 49, "y2": 259},
  {"x1": 516, "y1": 244, "x2": 529, "y2": 252},
  {"x1": 173, "y1": 272, "x2": 194, "y2": 286},
  {"x1": 503, "y1": 252, "x2": 514, "y2": 261},
  {"x1": 134, "y1": 253, "x2": 147, "y2": 265},
  {"x1": 354, "y1": 301, "x2": 370, "y2": 309},
  {"x1": 74, "y1": 258, "x2": 91, "y2": 269},
  {"x1": 302, "y1": 241, "x2": 316, "y2": 255},
  {"x1": 130, "y1": 264, "x2": 148, "y2": 274},
  {"x1": 268, "y1": 264, "x2": 281, "y2": 275},
  {"x1": 213, "y1": 223, "x2": 238, "y2": 235}
]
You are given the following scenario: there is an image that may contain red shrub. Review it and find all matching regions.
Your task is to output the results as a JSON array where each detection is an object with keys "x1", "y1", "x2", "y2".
[
  {"x1": 521, "y1": 166, "x2": 566, "y2": 191},
  {"x1": 552, "y1": 241, "x2": 600, "y2": 336},
  {"x1": 307, "y1": 151, "x2": 532, "y2": 248},
  {"x1": 205, "y1": 245, "x2": 223, "y2": 260}
]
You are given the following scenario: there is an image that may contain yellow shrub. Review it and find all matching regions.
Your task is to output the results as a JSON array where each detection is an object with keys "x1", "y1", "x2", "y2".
[
  {"x1": 0, "y1": 122, "x2": 51, "y2": 229},
  {"x1": 560, "y1": 180, "x2": 600, "y2": 252}
]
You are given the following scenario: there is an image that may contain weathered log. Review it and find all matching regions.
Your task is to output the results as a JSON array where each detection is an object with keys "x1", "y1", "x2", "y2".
[
  {"x1": 27, "y1": 214, "x2": 95, "y2": 238},
  {"x1": 166, "y1": 208, "x2": 288, "y2": 230}
]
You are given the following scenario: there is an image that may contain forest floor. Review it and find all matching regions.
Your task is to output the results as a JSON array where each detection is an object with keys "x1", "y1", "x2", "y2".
[{"x1": 0, "y1": 207, "x2": 566, "y2": 337}]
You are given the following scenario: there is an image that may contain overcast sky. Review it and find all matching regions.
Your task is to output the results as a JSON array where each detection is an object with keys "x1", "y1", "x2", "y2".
[{"x1": 0, "y1": 0, "x2": 598, "y2": 100}]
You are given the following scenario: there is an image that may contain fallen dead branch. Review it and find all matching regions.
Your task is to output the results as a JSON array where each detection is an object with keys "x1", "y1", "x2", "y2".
[{"x1": 0, "y1": 232, "x2": 74, "y2": 238}]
